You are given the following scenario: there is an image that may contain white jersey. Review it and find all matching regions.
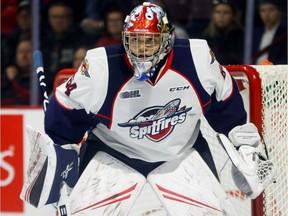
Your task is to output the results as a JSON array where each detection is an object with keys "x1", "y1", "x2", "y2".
[{"x1": 45, "y1": 39, "x2": 246, "y2": 162}]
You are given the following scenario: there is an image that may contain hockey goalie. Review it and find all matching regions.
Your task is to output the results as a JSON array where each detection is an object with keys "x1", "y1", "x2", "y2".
[{"x1": 20, "y1": 2, "x2": 276, "y2": 216}]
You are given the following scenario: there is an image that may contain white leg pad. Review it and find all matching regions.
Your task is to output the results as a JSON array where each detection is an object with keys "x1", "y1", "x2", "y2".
[
  {"x1": 60, "y1": 151, "x2": 146, "y2": 216},
  {"x1": 147, "y1": 149, "x2": 237, "y2": 216},
  {"x1": 21, "y1": 126, "x2": 79, "y2": 207},
  {"x1": 128, "y1": 182, "x2": 169, "y2": 216}
]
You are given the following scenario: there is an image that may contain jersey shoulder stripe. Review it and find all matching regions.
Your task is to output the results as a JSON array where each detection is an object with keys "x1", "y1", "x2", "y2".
[
  {"x1": 92, "y1": 45, "x2": 134, "y2": 126},
  {"x1": 171, "y1": 39, "x2": 211, "y2": 111}
]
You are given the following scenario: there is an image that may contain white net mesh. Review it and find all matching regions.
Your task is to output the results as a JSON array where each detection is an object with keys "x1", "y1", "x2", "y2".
[
  {"x1": 201, "y1": 117, "x2": 252, "y2": 216},
  {"x1": 254, "y1": 65, "x2": 288, "y2": 216},
  {"x1": 201, "y1": 65, "x2": 288, "y2": 216}
]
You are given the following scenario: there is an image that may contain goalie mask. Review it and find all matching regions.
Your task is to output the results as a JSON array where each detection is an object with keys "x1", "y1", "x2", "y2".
[{"x1": 122, "y1": 2, "x2": 175, "y2": 81}]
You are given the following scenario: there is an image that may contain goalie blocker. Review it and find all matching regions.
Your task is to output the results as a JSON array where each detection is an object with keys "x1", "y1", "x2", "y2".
[
  {"x1": 20, "y1": 126, "x2": 79, "y2": 207},
  {"x1": 217, "y1": 123, "x2": 277, "y2": 199}
]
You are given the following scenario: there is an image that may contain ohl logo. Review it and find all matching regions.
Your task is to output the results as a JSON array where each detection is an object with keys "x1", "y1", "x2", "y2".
[{"x1": 118, "y1": 99, "x2": 192, "y2": 141}]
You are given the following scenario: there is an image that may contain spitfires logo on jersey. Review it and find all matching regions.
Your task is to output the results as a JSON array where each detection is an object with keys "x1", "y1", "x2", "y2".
[{"x1": 118, "y1": 99, "x2": 192, "y2": 141}]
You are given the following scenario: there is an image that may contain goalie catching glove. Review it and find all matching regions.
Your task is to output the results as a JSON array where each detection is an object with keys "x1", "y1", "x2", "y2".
[
  {"x1": 20, "y1": 126, "x2": 80, "y2": 207},
  {"x1": 217, "y1": 123, "x2": 277, "y2": 199}
]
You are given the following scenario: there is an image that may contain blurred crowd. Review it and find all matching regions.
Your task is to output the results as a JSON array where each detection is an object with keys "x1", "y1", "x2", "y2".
[{"x1": 1, "y1": 0, "x2": 287, "y2": 106}]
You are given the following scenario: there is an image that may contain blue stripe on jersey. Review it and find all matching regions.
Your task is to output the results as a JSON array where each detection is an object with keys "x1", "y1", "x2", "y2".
[
  {"x1": 171, "y1": 39, "x2": 246, "y2": 135},
  {"x1": 171, "y1": 39, "x2": 211, "y2": 113},
  {"x1": 205, "y1": 79, "x2": 247, "y2": 135},
  {"x1": 45, "y1": 96, "x2": 97, "y2": 144},
  {"x1": 94, "y1": 45, "x2": 133, "y2": 127}
]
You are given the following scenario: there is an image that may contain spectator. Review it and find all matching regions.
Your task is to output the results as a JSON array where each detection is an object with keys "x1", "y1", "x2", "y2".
[
  {"x1": 1, "y1": 0, "x2": 32, "y2": 72},
  {"x1": 41, "y1": 2, "x2": 95, "y2": 95},
  {"x1": 95, "y1": 8, "x2": 125, "y2": 47},
  {"x1": 154, "y1": 0, "x2": 189, "y2": 39},
  {"x1": 13, "y1": 0, "x2": 31, "y2": 40},
  {"x1": 252, "y1": 0, "x2": 287, "y2": 64},
  {"x1": 202, "y1": 0, "x2": 244, "y2": 65},
  {"x1": 80, "y1": 0, "x2": 134, "y2": 35},
  {"x1": 73, "y1": 47, "x2": 88, "y2": 68},
  {"x1": 164, "y1": 0, "x2": 213, "y2": 38},
  {"x1": 1, "y1": 0, "x2": 17, "y2": 37},
  {"x1": 40, "y1": 0, "x2": 87, "y2": 29},
  {"x1": 1, "y1": 39, "x2": 33, "y2": 106}
]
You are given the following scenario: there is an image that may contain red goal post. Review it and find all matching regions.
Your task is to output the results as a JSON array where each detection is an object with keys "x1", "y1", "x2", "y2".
[
  {"x1": 226, "y1": 65, "x2": 264, "y2": 216},
  {"x1": 225, "y1": 65, "x2": 263, "y2": 134}
]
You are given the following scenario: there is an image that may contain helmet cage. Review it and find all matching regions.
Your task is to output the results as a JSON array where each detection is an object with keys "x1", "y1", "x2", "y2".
[
  {"x1": 122, "y1": 3, "x2": 175, "y2": 81},
  {"x1": 123, "y1": 31, "x2": 171, "y2": 61}
]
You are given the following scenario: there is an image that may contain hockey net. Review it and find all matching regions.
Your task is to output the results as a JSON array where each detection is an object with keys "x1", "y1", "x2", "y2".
[{"x1": 201, "y1": 65, "x2": 288, "y2": 216}]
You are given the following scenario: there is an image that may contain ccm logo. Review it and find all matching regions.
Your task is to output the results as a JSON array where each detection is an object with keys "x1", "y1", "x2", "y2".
[{"x1": 169, "y1": 85, "x2": 190, "y2": 92}]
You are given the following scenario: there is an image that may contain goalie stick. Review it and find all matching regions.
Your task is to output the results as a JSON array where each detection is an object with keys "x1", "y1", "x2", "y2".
[
  {"x1": 216, "y1": 134, "x2": 240, "y2": 168},
  {"x1": 33, "y1": 50, "x2": 49, "y2": 112}
]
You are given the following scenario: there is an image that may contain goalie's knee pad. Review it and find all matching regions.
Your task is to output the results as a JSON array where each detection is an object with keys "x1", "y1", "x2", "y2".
[{"x1": 20, "y1": 126, "x2": 79, "y2": 207}]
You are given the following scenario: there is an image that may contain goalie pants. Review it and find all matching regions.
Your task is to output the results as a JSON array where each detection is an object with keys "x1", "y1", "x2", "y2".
[{"x1": 79, "y1": 130, "x2": 219, "y2": 180}]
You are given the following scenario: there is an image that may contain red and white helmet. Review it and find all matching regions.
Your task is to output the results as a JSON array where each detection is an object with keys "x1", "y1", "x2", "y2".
[{"x1": 123, "y1": 2, "x2": 175, "y2": 81}]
